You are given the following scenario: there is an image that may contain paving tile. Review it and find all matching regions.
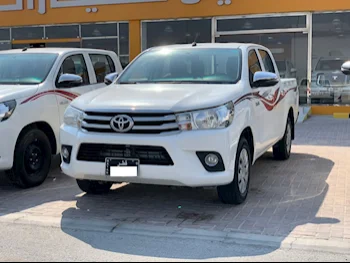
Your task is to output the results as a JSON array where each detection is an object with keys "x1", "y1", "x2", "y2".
[{"x1": 0, "y1": 116, "x2": 350, "y2": 241}]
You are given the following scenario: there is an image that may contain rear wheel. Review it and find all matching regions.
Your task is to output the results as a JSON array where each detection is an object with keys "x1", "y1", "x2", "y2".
[
  {"x1": 77, "y1": 180, "x2": 113, "y2": 195},
  {"x1": 217, "y1": 137, "x2": 251, "y2": 205},
  {"x1": 273, "y1": 117, "x2": 292, "y2": 160},
  {"x1": 6, "y1": 129, "x2": 52, "y2": 188}
]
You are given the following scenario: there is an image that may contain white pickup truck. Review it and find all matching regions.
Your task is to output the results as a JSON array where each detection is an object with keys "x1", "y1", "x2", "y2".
[
  {"x1": 0, "y1": 48, "x2": 122, "y2": 188},
  {"x1": 60, "y1": 43, "x2": 299, "y2": 205}
]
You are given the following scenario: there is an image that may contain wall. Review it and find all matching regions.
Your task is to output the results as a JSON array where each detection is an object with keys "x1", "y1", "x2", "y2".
[
  {"x1": 2, "y1": 0, "x2": 350, "y2": 60},
  {"x1": 2, "y1": 0, "x2": 350, "y2": 28}
]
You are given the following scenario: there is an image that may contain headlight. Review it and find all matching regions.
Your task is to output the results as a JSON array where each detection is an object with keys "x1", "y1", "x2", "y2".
[
  {"x1": 63, "y1": 106, "x2": 84, "y2": 128},
  {"x1": 0, "y1": 100, "x2": 16, "y2": 122},
  {"x1": 176, "y1": 102, "x2": 234, "y2": 131}
]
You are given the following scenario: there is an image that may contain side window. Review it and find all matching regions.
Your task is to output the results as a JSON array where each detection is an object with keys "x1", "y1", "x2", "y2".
[
  {"x1": 90, "y1": 54, "x2": 116, "y2": 83},
  {"x1": 248, "y1": 50, "x2": 262, "y2": 86},
  {"x1": 57, "y1": 54, "x2": 89, "y2": 86},
  {"x1": 106, "y1": 56, "x2": 116, "y2": 73},
  {"x1": 259, "y1": 50, "x2": 276, "y2": 73}
]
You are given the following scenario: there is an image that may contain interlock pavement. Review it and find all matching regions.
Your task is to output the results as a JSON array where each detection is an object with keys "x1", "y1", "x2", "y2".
[{"x1": 0, "y1": 116, "x2": 350, "y2": 244}]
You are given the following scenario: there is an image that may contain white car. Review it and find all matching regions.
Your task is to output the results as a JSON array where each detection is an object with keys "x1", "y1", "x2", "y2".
[
  {"x1": 60, "y1": 43, "x2": 299, "y2": 204},
  {"x1": 0, "y1": 48, "x2": 122, "y2": 188}
]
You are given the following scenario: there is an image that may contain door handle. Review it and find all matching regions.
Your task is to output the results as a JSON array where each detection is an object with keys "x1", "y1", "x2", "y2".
[
  {"x1": 60, "y1": 100, "x2": 69, "y2": 105},
  {"x1": 256, "y1": 101, "x2": 260, "y2": 106}
]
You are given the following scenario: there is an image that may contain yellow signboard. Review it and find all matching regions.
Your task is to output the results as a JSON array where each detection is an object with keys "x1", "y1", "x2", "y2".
[{"x1": 0, "y1": 0, "x2": 350, "y2": 28}]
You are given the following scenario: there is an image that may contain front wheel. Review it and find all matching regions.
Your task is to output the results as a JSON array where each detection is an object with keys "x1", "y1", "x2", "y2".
[
  {"x1": 273, "y1": 117, "x2": 292, "y2": 160},
  {"x1": 6, "y1": 129, "x2": 52, "y2": 188},
  {"x1": 77, "y1": 180, "x2": 113, "y2": 195},
  {"x1": 217, "y1": 137, "x2": 251, "y2": 205}
]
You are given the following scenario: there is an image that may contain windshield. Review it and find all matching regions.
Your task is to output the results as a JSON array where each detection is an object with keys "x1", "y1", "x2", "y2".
[
  {"x1": 275, "y1": 61, "x2": 286, "y2": 71},
  {"x1": 118, "y1": 48, "x2": 242, "y2": 84},
  {"x1": 0, "y1": 53, "x2": 58, "y2": 85},
  {"x1": 315, "y1": 59, "x2": 345, "y2": 71}
]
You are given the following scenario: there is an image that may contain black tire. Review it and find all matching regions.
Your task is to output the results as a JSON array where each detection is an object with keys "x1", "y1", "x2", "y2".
[
  {"x1": 6, "y1": 129, "x2": 52, "y2": 189},
  {"x1": 77, "y1": 180, "x2": 113, "y2": 195},
  {"x1": 273, "y1": 117, "x2": 292, "y2": 161},
  {"x1": 217, "y1": 137, "x2": 251, "y2": 205}
]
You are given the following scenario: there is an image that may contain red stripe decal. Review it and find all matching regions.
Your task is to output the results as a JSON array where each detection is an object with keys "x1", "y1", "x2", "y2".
[
  {"x1": 234, "y1": 87, "x2": 296, "y2": 111},
  {"x1": 21, "y1": 90, "x2": 80, "y2": 105}
]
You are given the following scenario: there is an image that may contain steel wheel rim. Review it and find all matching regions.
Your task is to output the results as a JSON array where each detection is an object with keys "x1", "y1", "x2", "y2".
[
  {"x1": 238, "y1": 148, "x2": 249, "y2": 194},
  {"x1": 24, "y1": 140, "x2": 44, "y2": 176}
]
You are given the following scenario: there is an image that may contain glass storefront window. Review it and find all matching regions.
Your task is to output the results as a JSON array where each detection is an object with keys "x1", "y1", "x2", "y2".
[
  {"x1": 312, "y1": 13, "x2": 350, "y2": 105},
  {"x1": 217, "y1": 33, "x2": 308, "y2": 104},
  {"x1": 142, "y1": 19, "x2": 211, "y2": 50},
  {"x1": 0, "y1": 42, "x2": 11, "y2": 51},
  {"x1": 119, "y1": 56, "x2": 130, "y2": 69},
  {"x1": 217, "y1": 15, "x2": 307, "y2": 32},
  {"x1": 45, "y1": 25, "x2": 79, "y2": 39},
  {"x1": 0, "y1": 29, "x2": 10, "y2": 41},
  {"x1": 46, "y1": 42, "x2": 81, "y2": 48},
  {"x1": 119, "y1": 23, "x2": 129, "y2": 55},
  {"x1": 82, "y1": 38, "x2": 118, "y2": 54},
  {"x1": 81, "y1": 23, "x2": 118, "y2": 38},
  {"x1": 12, "y1": 26, "x2": 44, "y2": 40}
]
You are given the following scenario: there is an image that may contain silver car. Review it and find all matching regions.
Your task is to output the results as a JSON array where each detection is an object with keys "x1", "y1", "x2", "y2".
[{"x1": 311, "y1": 57, "x2": 350, "y2": 104}]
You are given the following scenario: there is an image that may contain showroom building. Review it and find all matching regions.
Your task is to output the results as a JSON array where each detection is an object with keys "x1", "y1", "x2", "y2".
[{"x1": 1, "y1": 0, "x2": 350, "y2": 113}]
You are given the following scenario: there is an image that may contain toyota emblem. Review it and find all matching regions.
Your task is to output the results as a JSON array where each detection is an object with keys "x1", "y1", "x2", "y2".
[{"x1": 110, "y1": 115, "x2": 134, "y2": 133}]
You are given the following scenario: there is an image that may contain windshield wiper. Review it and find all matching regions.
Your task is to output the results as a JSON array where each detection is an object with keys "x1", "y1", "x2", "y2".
[
  {"x1": 0, "y1": 82, "x2": 38, "y2": 85},
  {"x1": 118, "y1": 80, "x2": 235, "y2": 85},
  {"x1": 118, "y1": 81, "x2": 152, "y2": 84}
]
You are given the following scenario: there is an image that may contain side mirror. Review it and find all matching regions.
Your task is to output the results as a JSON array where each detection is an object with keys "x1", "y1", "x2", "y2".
[
  {"x1": 341, "y1": 61, "x2": 350, "y2": 75},
  {"x1": 57, "y1": 74, "x2": 83, "y2": 88},
  {"x1": 252, "y1": 72, "x2": 279, "y2": 88},
  {"x1": 104, "y1": 72, "x2": 119, "y2": 85}
]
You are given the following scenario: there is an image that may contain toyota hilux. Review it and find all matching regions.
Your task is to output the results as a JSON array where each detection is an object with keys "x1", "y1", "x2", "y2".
[{"x1": 60, "y1": 43, "x2": 298, "y2": 204}]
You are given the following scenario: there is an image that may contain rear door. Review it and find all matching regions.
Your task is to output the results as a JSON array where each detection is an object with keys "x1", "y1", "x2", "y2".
[
  {"x1": 88, "y1": 52, "x2": 122, "y2": 91},
  {"x1": 54, "y1": 52, "x2": 94, "y2": 124}
]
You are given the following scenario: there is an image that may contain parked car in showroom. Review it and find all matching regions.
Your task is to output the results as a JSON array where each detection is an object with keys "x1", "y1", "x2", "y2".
[
  {"x1": 60, "y1": 43, "x2": 299, "y2": 205},
  {"x1": 339, "y1": 60, "x2": 350, "y2": 103},
  {"x1": 275, "y1": 59, "x2": 297, "y2": 79},
  {"x1": 311, "y1": 56, "x2": 350, "y2": 104},
  {"x1": 0, "y1": 48, "x2": 122, "y2": 188}
]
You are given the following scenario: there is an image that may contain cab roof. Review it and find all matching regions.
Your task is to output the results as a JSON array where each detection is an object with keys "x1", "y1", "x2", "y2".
[
  {"x1": 147, "y1": 42, "x2": 268, "y2": 52},
  {"x1": 0, "y1": 47, "x2": 115, "y2": 55}
]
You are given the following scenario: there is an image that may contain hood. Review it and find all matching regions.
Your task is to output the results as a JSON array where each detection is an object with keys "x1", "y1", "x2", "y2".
[
  {"x1": 72, "y1": 83, "x2": 243, "y2": 112},
  {"x1": 313, "y1": 70, "x2": 349, "y2": 87},
  {"x1": 0, "y1": 85, "x2": 39, "y2": 103}
]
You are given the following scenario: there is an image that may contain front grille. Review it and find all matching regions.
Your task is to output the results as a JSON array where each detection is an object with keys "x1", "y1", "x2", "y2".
[
  {"x1": 77, "y1": 143, "x2": 174, "y2": 165},
  {"x1": 81, "y1": 111, "x2": 179, "y2": 134}
]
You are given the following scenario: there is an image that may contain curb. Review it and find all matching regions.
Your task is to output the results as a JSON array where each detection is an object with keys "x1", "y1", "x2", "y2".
[
  {"x1": 1, "y1": 213, "x2": 349, "y2": 254},
  {"x1": 297, "y1": 106, "x2": 312, "y2": 123},
  {"x1": 333, "y1": 113, "x2": 350, "y2": 119}
]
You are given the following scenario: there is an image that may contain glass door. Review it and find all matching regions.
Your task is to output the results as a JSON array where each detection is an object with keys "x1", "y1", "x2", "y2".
[
  {"x1": 216, "y1": 33, "x2": 308, "y2": 104},
  {"x1": 215, "y1": 14, "x2": 310, "y2": 105}
]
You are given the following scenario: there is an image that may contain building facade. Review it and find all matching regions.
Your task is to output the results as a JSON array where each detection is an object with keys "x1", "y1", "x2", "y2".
[{"x1": 2, "y1": 0, "x2": 350, "y2": 112}]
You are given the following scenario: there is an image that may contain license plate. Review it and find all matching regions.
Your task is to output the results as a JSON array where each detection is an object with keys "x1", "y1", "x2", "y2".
[{"x1": 105, "y1": 158, "x2": 139, "y2": 177}]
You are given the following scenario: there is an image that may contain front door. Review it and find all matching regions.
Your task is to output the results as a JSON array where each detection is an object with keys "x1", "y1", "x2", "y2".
[
  {"x1": 257, "y1": 48, "x2": 283, "y2": 144},
  {"x1": 248, "y1": 48, "x2": 273, "y2": 156},
  {"x1": 55, "y1": 53, "x2": 93, "y2": 124}
]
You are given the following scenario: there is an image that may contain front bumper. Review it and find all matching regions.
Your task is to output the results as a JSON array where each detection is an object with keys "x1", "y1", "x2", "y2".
[
  {"x1": 0, "y1": 121, "x2": 18, "y2": 170},
  {"x1": 60, "y1": 125, "x2": 238, "y2": 187}
]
